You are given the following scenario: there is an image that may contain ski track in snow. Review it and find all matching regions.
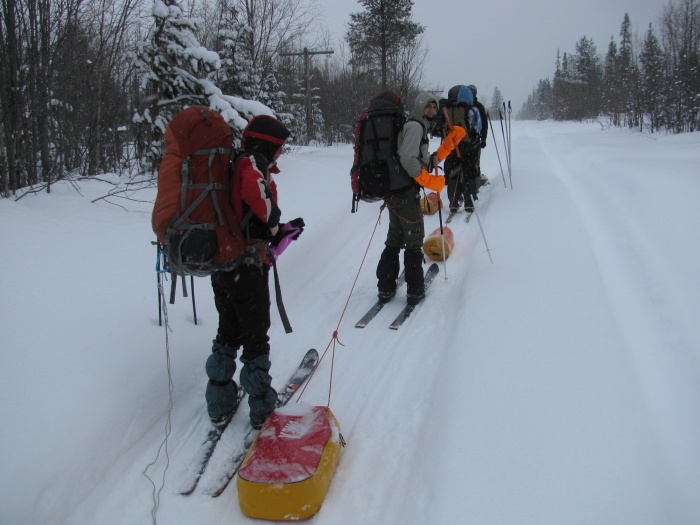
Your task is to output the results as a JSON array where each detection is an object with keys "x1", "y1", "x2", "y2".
[
  {"x1": 528, "y1": 124, "x2": 700, "y2": 512},
  {"x1": 2, "y1": 122, "x2": 700, "y2": 525}
]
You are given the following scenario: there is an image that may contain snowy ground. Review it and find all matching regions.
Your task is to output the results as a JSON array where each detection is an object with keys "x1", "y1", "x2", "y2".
[{"x1": 1, "y1": 120, "x2": 699, "y2": 525}]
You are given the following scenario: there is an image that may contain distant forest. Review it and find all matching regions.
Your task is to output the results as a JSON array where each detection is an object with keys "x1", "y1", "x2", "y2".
[
  {"x1": 1, "y1": 0, "x2": 697, "y2": 196},
  {"x1": 518, "y1": 2, "x2": 699, "y2": 134}
]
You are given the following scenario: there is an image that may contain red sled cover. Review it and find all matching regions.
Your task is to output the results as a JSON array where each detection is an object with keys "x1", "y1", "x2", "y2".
[{"x1": 237, "y1": 404, "x2": 342, "y2": 520}]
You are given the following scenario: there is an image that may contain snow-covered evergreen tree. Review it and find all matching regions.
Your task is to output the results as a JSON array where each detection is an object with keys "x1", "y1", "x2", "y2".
[
  {"x1": 489, "y1": 87, "x2": 504, "y2": 117},
  {"x1": 130, "y1": 0, "x2": 275, "y2": 173},
  {"x1": 131, "y1": 0, "x2": 217, "y2": 170},
  {"x1": 639, "y1": 24, "x2": 666, "y2": 132},
  {"x1": 211, "y1": 6, "x2": 259, "y2": 100},
  {"x1": 259, "y1": 73, "x2": 292, "y2": 132}
]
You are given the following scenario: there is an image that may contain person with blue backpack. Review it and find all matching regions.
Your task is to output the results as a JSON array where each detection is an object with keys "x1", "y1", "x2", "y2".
[{"x1": 438, "y1": 85, "x2": 483, "y2": 213}]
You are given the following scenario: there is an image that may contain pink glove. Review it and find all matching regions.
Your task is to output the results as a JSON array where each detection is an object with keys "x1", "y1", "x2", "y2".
[{"x1": 269, "y1": 219, "x2": 304, "y2": 259}]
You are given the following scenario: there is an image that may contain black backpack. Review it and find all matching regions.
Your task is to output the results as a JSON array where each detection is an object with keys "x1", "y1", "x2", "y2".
[{"x1": 350, "y1": 91, "x2": 408, "y2": 211}]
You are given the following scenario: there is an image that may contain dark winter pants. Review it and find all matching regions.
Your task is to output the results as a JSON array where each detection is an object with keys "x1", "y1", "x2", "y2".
[
  {"x1": 445, "y1": 146, "x2": 480, "y2": 210},
  {"x1": 377, "y1": 186, "x2": 425, "y2": 297},
  {"x1": 207, "y1": 264, "x2": 276, "y2": 425}
]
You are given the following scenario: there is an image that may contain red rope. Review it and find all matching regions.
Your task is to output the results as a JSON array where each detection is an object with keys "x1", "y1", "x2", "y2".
[
  {"x1": 384, "y1": 200, "x2": 425, "y2": 224},
  {"x1": 297, "y1": 204, "x2": 387, "y2": 407}
]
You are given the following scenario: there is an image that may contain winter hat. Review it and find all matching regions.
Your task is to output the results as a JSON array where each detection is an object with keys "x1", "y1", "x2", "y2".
[
  {"x1": 456, "y1": 85, "x2": 474, "y2": 106},
  {"x1": 242, "y1": 115, "x2": 291, "y2": 162},
  {"x1": 468, "y1": 84, "x2": 477, "y2": 97},
  {"x1": 447, "y1": 85, "x2": 464, "y2": 104},
  {"x1": 413, "y1": 92, "x2": 438, "y2": 120}
]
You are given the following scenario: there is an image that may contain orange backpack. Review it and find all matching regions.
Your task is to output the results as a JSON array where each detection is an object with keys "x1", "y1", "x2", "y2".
[{"x1": 152, "y1": 106, "x2": 264, "y2": 277}]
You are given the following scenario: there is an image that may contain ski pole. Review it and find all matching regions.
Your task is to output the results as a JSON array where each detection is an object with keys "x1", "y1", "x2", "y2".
[
  {"x1": 442, "y1": 107, "x2": 463, "y2": 210},
  {"x1": 434, "y1": 164, "x2": 449, "y2": 280},
  {"x1": 442, "y1": 107, "x2": 461, "y2": 158},
  {"x1": 488, "y1": 113, "x2": 507, "y2": 188},
  {"x1": 472, "y1": 203, "x2": 493, "y2": 264},
  {"x1": 153, "y1": 241, "x2": 163, "y2": 326},
  {"x1": 190, "y1": 275, "x2": 198, "y2": 325},
  {"x1": 507, "y1": 101, "x2": 513, "y2": 186},
  {"x1": 499, "y1": 107, "x2": 511, "y2": 188},
  {"x1": 502, "y1": 101, "x2": 512, "y2": 187}
]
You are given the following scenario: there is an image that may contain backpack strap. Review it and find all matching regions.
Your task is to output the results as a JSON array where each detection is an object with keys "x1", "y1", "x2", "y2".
[
  {"x1": 170, "y1": 147, "x2": 230, "y2": 234},
  {"x1": 269, "y1": 255, "x2": 293, "y2": 333}
]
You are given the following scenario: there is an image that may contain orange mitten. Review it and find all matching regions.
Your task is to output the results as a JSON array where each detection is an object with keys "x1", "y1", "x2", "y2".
[
  {"x1": 435, "y1": 126, "x2": 467, "y2": 161},
  {"x1": 435, "y1": 141, "x2": 454, "y2": 161},
  {"x1": 448, "y1": 125, "x2": 467, "y2": 146},
  {"x1": 414, "y1": 169, "x2": 446, "y2": 192}
]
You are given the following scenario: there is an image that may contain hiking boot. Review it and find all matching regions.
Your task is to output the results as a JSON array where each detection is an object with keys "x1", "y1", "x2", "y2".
[
  {"x1": 211, "y1": 411, "x2": 233, "y2": 428},
  {"x1": 406, "y1": 291, "x2": 425, "y2": 306},
  {"x1": 209, "y1": 381, "x2": 238, "y2": 427},
  {"x1": 404, "y1": 249, "x2": 425, "y2": 305},
  {"x1": 377, "y1": 246, "x2": 400, "y2": 298},
  {"x1": 249, "y1": 388, "x2": 277, "y2": 429},
  {"x1": 465, "y1": 205, "x2": 474, "y2": 213},
  {"x1": 250, "y1": 411, "x2": 267, "y2": 430},
  {"x1": 245, "y1": 383, "x2": 277, "y2": 430},
  {"x1": 378, "y1": 289, "x2": 396, "y2": 304},
  {"x1": 207, "y1": 378, "x2": 240, "y2": 427}
]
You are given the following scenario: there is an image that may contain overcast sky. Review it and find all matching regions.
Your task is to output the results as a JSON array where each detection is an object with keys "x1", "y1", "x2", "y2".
[{"x1": 316, "y1": 0, "x2": 667, "y2": 111}]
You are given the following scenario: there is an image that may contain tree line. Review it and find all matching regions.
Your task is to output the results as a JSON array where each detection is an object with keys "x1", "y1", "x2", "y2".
[
  {"x1": 519, "y1": 0, "x2": 700, "y2": 134},
  {"x1": 1, "y1": 0, "x2": 441, "y2": 196}
]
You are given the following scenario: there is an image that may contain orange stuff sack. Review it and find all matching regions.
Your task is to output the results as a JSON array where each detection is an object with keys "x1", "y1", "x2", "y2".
[
  {"x1": 420, "y1": 192, "x2": 442, "y2": 215},
  {"x1": 422, "y1": 225, "x2": 454, "y2": 261},
  {"x1": 237, "y1": 405, "x2": 343, "y2": 521}
]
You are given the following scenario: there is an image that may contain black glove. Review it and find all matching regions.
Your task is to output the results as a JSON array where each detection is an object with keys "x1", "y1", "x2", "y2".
[
  {"x1": 480, "y1": 139, "x2": 487, "y2": 149},
  {"x1": 287, "y1": 217, "x2": 305, "y2": 239}
]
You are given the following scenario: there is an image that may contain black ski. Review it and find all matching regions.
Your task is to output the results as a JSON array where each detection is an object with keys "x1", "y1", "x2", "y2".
[
  {"x1": 355, "y1": 270, "x2": 406, "y2": 328},
  {"x1": 178, "y1": 386, "x2": 246, "y2": 495},
  {"x1": 389, "y1": 263, "x2": 440, "y2": 330},
  {"x1": 205, "y1": 348, "x2": 319, "y2": 497}
]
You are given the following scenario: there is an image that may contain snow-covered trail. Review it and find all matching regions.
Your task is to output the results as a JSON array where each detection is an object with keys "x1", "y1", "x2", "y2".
[
  {"x1": 526, "y1": 122, "x2": 700, "y2": 517},
  {"x1": 388, "y1": 123, "x2": 672, "y2": 524},
  {"x1": 2, "y1": 121, "x2": 699, "y2": 525}
]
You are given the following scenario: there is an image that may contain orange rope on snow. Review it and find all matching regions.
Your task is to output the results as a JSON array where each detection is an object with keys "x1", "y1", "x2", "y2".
[{"x1": 297, "y1": 204, "x2": 387, "y2": 407}]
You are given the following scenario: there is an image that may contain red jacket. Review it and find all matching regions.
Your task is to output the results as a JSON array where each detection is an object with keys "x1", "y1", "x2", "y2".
[{"x1": 231, "y1": 152, "x2": 282, "y2": 242}]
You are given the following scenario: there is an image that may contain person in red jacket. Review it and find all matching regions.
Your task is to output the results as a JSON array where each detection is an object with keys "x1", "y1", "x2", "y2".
[{"x1": 206, "y1": 115, "x2": 304, "y2": 430}]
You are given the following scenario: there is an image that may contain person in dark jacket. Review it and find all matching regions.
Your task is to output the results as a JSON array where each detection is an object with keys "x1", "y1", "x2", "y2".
[
  {"x1": 441, "y1": 85, "x2": 483, "y2": 212},
  {"x1": 468, "y1": 84, "x2": 489, "y2": 186},
  {"x1": 206, "y1": 115, "x2": 304, "y2": 430},
  {"x1": 376, "y1": 91, "x2": 463, "y2": 306}
]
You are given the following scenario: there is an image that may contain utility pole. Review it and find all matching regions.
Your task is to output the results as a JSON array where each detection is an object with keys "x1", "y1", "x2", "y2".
[{"x1": 280, "y1": 47, "x2": 333, "y2": 144}]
